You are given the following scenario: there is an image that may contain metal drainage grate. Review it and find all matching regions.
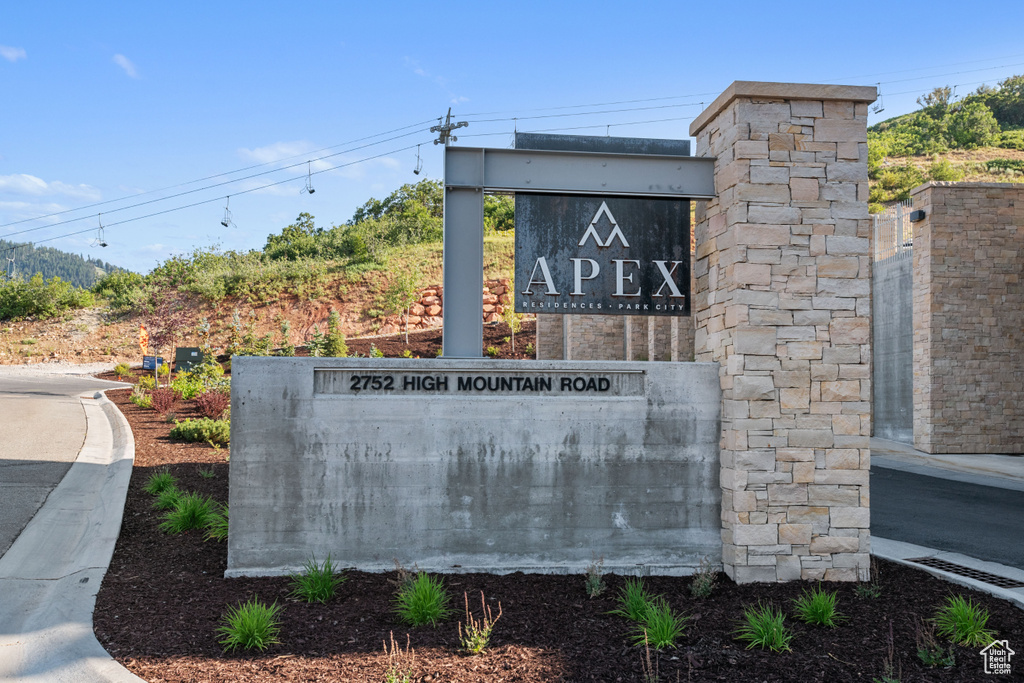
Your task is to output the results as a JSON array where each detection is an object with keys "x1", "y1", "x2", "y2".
[{"x1": 907, "y1": 557, "x2": 1024, "y2": 589}]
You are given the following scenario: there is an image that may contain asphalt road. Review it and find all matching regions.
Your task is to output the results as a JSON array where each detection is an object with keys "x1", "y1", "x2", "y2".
[
  {"x1": 871, "y1": 466, "x2": 1024, "y2": 570},
  {"x1": 0, "y1": 372, "x2": 124, "y2": 557}
]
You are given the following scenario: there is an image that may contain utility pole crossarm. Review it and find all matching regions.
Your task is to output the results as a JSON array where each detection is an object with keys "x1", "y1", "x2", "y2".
[{"x1": 431, "y1": 108, "x2": 468, "y2": 146}]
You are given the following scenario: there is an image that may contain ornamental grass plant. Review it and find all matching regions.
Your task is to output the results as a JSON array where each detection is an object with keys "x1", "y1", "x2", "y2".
[
  {"x1": 289, "y1": 555, "x2": 347, "y2": 604},
  {"x1": 393, "y1": 572, "x2": 452, "y2": 627},
  {"x1": 734, "y1": 602, "x2": 793, "y2": 652},
  {"x1": 217, "y1": 597, "x2": 282, "y2": 652}
]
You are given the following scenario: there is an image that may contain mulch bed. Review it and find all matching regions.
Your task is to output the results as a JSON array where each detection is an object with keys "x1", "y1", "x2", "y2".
[{"x1": 93, "y1": 334, "x2": 1024, "y2": 682}]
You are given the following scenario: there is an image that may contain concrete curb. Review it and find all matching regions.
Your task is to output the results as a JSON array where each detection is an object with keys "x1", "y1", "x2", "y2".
[
  {"x1": 873, "y1": 537, "x2": 1024, "y2": 610},
  {"x1": 0, "y1": 390, "x2": 144, "y2": 682}
]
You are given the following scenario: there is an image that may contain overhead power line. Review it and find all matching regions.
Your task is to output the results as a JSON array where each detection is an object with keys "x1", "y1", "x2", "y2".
[
  {"x1": 1, "y1": 142, "x2": 431, "y2": 256},
  {"x1": 0, "y1": 118, "x2": 438, "y2": 231},
  {"x1": 0, "y1": 128, "x2": 432, "y2": 241}
]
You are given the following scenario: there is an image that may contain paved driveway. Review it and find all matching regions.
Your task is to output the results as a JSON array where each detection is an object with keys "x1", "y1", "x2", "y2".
[
  {"x1": 871, "y1": 466, "x2": 1024, "y2": 571},
  {"x1": 0, "y1": 369, "x2": 127, "y2": 557}
]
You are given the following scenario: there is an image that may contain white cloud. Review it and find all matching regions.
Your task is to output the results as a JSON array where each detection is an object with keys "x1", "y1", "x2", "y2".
[
  {"x1": 238, "y1": 140, "x2": 319, "y2": 165},
  {"x1": 112, "y1": 53, "x2": 139, "y2": 78},
  {"x1": 0, "y1": 45, "x2": 26, "y2": 63},
  {"x1": 405, "y1": 57, "x2": 468, "y2": 105},
  {"x1": 0, "y1": 173, "x2": 101, "y2": 201}
]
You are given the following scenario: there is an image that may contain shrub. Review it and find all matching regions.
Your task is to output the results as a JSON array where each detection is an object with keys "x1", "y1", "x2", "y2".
[
  {"x1": 114, "y1": 362, "x2": 132, "y2": 379},
  {"x1": 171, "y1": 372, "x2": 205, "y2": 400},
  {"x1": 159, "y1": 491, "x2": 216, "y2": 533},
  {"x1": 933, "y1": 594, "x2": 996, "y2": 647},
  {"x1": 143, "y1": 470, "x2": 177, "y2": 495},
  {"x1": 93, "y1": 270, "x2": 149, "y2": 312},
  {"x1": 325, "y1": 310, "x2": 348, "y2": 357},
  {"x1": 217, "y1": 597, "x2": 282, "y2": 652},
  {"x1": 611, "y1": 577, "x2": 657, "y2": 623},
  {"x1": 632, "y1": 597, "x2": 687, "y2": 650},
  {"x1": 459, "y1": 591, "x2": 502, "y2": 655},
  {"x1": 129, "y1": 387, "x2": 152, "y2": 409},
  {"x1": 690, "y1": 556, "x2": 718, "y2": 598},
  {"x1": 734, "y1": 603, "x2": 793, "y2": 652},
  {"x1": 150, "y1": 388, "x2": 176, "y2": 414},
  {"x1": 394, "y1": 572, "x2": 452, "y2": 627},
  {"x1": 486, "y1": 346, "x2": 499, "y2": 357},
  {"x1": 0, "y1": 273, "x2": 94, "y2": 321},
  {"x1": 369, "y1": 344, "x2": 384, "y2": 358},
  {"x1": 289, "y1": 555, "x2": 347, "y2": 603},
  {"x1": 792, "y1": 585, "x2": 846, "y2": 627},
  {"x1": 195, "y1": 390, "x2": 230, "y2": 419},
  {"x1": 205, "y1": 502, "x2": 229, "y2": 542},
  {"x1": 137, "y1": 375, "x2": 156, "y2": 391},
  {"x1": 170, "y1": 417, "x2": 230, "y2": 447},
  {"x1": 927, "y1": 159, "x2": 965, "y2": 182},
  {"x1": 584, "y1": 556, "x2": 605, "y2": 598},
  {"x1": 524, "y1": 342, "x2": 535, "y2": 357}
]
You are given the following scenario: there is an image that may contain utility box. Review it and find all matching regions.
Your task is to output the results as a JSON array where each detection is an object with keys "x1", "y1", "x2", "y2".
[{"x1": 174, "y1": 347, "x2": 204, "y2": 372}]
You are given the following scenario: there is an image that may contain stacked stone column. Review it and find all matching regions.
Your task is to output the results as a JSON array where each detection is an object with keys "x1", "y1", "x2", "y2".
[{"x1": 690, "y1": 82, "x2": 876, "y2": 583}]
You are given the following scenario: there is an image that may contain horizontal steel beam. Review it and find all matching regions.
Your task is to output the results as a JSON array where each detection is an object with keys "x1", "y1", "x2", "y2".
[{"x1": 445, "y1": 147, "x2": 716, "y2": 199}]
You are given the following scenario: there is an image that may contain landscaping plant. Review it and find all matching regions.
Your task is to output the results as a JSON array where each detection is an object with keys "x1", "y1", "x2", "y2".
[
  {"x1": 631, "y1": 597, "x2": 686, "y2": 650},
  {"x1": 169, "y1": 417, "x2": 230, "y2": 447},
  {"x1": 689, "y1": 555, "x2": 717, "y2": 598},
  {"x1": 205, "y1": 502, "x2": 229, "y2": 542},
  {"x1": 933, "y1": 593, "x2": 996, "y2": 646},
  {"x1": 217, "y1": 596, "x2": 282, "y2": 652},
  {"x1": 458, "y1": 591, "x2": 502, "y2": 655},
  {"x1": 611, "y1": 577, "x2": 657, "y2": 623},
  {"x1": 114, "y1": 362, "x2": 131, "y2": 380},
  {"x1": 288, "y1": 554, "x2": 347, "y2": 604},
  {"x1": 152, "y1": 486, "x2": 182, "y2": 511},
  {"x1": 150, "y1": 388, "x2": 175, "y2": 415},
  {"x1": 584, "y1": 556, "x2": 605, "y2": 598},
  {"x1": 382, "y1": 631, "x2": 415, "y2": 683},
  {"x1": 393, "y1": 572, "x2": 451, "y2": 627},
  {"x1": 143, "y1": 470, "x2": 177, "y2": 495},
  {"x1": 734, "y1": 602, "x2": 793, "y2": 652},
  {"x1": 792, "y1": 584, "x2": 846, "y2": 627},
  {"x1": 159, "y1": 491, "x2": 216, "y2": 534},
  {"x1": 195, "y1": 390, "x2": 230, "y2": 419},
  {"x1": 915, "y1": 616, "x2": 956, "y2": 669}
]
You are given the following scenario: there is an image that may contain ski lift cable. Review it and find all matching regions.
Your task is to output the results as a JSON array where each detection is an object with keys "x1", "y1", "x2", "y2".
[
  {"x1": 0, "y1": 141, "x2": 429, "y2": 255},
  {"x1": 0, "y1": 119, "x2": 438, "y2": 231},
  {"x1": 0, "y1": 128, "x2": 431, "y2": 240}
]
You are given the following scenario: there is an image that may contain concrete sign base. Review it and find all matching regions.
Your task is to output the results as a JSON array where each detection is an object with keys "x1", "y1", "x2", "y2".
[{"x1": 227, "y1": 357, "x2": 721, "y2": 577}]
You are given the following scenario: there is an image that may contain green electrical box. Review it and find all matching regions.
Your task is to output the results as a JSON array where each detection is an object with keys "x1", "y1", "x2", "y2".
[{"x1": 174, "y1": 347, "x2": 204, "y2": 372}]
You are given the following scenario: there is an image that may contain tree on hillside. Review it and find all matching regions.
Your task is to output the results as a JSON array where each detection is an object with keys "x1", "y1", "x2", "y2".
[
  {"x1": 974, "y1": 74, "x2": 1024, "y2": 129},
  {"x1": 263, "y1": 213, "x2": 325, "y2": 260},
  {"x1": 946, "y1": 101, "x2": 1001, "y2": 148}
]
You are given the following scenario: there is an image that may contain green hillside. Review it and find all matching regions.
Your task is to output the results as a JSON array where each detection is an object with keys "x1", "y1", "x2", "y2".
[
  {"x1": 868, "y1": 74, "x2": 1024, "y2": 210},
  {"x1": 0, "y1": 239, "x2": 125, "y2": 288}
]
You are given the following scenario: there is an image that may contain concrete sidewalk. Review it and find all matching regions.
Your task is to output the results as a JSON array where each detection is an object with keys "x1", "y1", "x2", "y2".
[
  {"x1": 871, "y1": 436, "x2": 1024, "y2": 609},
  {"x1": 0, "y1": 388, "x2": 143, "y2": 682}
]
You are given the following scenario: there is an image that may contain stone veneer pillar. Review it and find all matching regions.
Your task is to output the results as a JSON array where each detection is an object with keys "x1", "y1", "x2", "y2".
[
  {"x1": 690, "y1": 82, "x2": 877, "y2": 583},
  {"x1": 910, "y1": 182, "x2": 1024, "y2": 454}
]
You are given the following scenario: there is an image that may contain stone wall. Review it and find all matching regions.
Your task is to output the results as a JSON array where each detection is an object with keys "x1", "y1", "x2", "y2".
[
  {"x1": 690, "y1": 82, "x2": 876, "y2": 583},
  {"x1": 377, "y1": 278, "x2": 512, "y2": 336},
  {"x1": 910, "y1": 182, "x2": 1024, "y2": 454}
]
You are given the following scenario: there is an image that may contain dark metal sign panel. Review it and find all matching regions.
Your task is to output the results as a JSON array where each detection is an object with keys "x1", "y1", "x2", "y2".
[
  {"x1": 513, "y1": 133, "x2": 691, "y2": 317},
  {"x1": 514, "y1": 194, "x2": 690, "y2": 316}
]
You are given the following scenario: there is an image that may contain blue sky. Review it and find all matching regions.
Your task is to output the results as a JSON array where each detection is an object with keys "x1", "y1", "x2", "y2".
[{"x1": 2, "y1": 1, "x2": 1023, "y2": 273}]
